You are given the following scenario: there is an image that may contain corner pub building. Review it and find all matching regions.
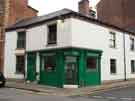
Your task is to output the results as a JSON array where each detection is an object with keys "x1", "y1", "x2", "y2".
[{"x1": 4, "y1": 2, "x2": 135, "y2": 88}]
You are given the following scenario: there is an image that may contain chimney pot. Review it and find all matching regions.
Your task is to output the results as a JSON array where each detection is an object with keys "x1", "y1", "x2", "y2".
[{"x1": 78, "y1": 0, "x2": 90, "y2": 15}]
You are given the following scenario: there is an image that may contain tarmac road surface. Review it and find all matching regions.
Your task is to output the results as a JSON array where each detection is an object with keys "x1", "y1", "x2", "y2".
[{"x1": 1, "y1": 86, "x2": 135, "y2": 101}]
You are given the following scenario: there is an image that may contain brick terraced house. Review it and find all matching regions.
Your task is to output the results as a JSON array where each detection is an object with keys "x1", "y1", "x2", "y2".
[
  {"x1": 4, "y1": 0, "x2": 135, "y2": 88},
  {"x1": 0, "y1": 0, "x2": 38, "y2": 72}
]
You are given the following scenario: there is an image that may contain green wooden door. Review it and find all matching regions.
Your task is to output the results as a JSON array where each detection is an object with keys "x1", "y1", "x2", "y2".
[
  {"x1": 27, "y1": 53, "x2": 36, "y2": 81},
  {"x1": 85, "y1": 56, "x2": 101, "y2": 86},
  {"x1": 40, "y1": 54, "x2": 59, "y2": 87}
]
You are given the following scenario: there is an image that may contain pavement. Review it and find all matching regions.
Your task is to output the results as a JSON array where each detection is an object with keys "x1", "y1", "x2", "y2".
[
  {"x1": 2, "y1": 86, "x2": 135, "y2": 101},
  {"x1": 0, "y1": 88, "x2": 75, "y2": 101},
  {"x1": 5, "y1": 79, "x2": 135, "y2": 96},
  {"x1": 0, "y1": 88, "x2": 106, "y2": 101}
]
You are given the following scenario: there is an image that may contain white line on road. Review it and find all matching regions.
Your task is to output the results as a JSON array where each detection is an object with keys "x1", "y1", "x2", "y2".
[
  {"x1": 120, "y1": 97, "x2": 133, "y2": 100},
  {"x1": 92, "y1": 95, "x2": 135, "y2": 101},
  {"x1": 93, "y1": 96, "x2": 103, "y2": 98},
  {"x1": 106, "y1": 96, "x2": 116, "y2": 99}
]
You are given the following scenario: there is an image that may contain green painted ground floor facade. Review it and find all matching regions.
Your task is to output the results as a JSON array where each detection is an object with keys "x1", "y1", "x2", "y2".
[{"x1": 27, "y1": 48, "x2": 102, "y2": 88}]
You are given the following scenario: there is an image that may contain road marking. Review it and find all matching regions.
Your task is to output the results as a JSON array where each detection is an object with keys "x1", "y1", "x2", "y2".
[
  {"x1": 92, "y1": 96, "x2": 103, "y2": 98},
  {"x1": 120, "y1": 98, "x2": 133, "y2": 100},
  {"x1": 106, "y1": 96, "x2": 116, "y2": 99},
  {"x1": 91, "y1": 95, "x2": 135, "y2": 101}
]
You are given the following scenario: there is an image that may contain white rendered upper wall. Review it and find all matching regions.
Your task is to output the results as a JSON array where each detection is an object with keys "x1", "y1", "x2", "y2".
[{"x1": 26, "y1": 19, "x2": 72, "y2": 51}]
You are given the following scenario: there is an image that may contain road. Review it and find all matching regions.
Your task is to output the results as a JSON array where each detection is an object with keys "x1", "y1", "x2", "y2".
[
  {"x1": 0, "y1": 88, "x2": 98, "y2": 101},
  {"x1": 1, "y1": 86, "x2": 135, "y2": 101},
  {"x1": 80, "y1": 85, "x2": 135, "y2": 101}
]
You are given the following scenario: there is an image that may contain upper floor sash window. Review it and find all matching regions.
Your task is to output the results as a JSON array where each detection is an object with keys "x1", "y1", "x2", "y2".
[
  {"x1": 109, "y1": 31, "x2": 116, "y2": 48},
  {"x1": 17, "y1": 31, "x2": 26, "y2": 49},
  {"x1": 47, "y1": 23, "x2": 57, "y2": 45}
]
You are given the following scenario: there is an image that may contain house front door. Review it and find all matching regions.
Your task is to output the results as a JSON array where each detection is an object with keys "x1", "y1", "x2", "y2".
[
  {"x1": 27, "y1": 53, "x2": 36, "y2": 82},
  {"x1": 85, "y1": 56, "x2": 101, "y2": 86}
]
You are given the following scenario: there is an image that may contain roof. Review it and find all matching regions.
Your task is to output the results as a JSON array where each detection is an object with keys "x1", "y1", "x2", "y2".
[
  {"x1": 6, "y1": 9, "x2": 73, "y2": 30},
  {"x1": 6, "y1": 8, "x2": 135, "y2": 35}
]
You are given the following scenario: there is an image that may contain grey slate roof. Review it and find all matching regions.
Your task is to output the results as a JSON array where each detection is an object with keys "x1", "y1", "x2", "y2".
[
  {"x1": 125, "y1": 26, "x2": 135, "y2": 34},
  {"x1": 7, "y1": 9, "x2": 74, "y2": 30},
  {"x1": 6, "y1": 8, "x2": 135, "y2": 35}
]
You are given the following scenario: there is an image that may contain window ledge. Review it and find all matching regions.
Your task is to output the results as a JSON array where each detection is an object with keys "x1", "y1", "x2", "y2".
[
  {"x1": 15, "y1": 72, "x2": 24, "y2": 75},
  {"x1": 109, "y1": 46, "x2": 117, "y2": 49},
  {"x1": 130, "y1": 50, "x2": 135, "y2": 52},
  {"x1": 110, "y1": 73, "x2": 117, "y2": 75},
  {"x1": 16, "y1": 48, "x2": 25, "y2": 50},
  {"x1": 46, "y1": 43, "x2": 57, "y2": 47},
  {"x1": 15, "y1": 49, "x2": 25, "y2": 55}
]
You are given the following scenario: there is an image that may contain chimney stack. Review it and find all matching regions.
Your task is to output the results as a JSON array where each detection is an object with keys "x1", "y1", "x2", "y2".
[
  {"x1": 79, "y1": 0, "x2": 90, "y2": 15},
  {"x1": 23, "y1": 0, "x2": 28, "y2": 5}
]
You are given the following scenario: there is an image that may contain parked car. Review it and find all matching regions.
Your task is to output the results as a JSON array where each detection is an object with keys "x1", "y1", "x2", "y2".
[{"x1": 0, "y1": 72, "x2": 6, "y2": 87}]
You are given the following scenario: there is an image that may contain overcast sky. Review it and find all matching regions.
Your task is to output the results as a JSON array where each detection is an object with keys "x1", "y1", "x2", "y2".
[{"x1": 29, "y1": 0, "x2": 100, "y2": 15}]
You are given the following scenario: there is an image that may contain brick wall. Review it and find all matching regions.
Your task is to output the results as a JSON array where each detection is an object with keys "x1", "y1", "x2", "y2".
[
  {"x1": 0, "y1": 0, "x2": 38, "y2": 72},
  {"x1": 8, "y1": 0, "x2": 38, "y2": 26},
  {"x1": 0, "y1": 0, "x2": 4, "y2": 26},
  {"x1": 97, "y1": 0, "x2": 135, "y2": 30},
  {"x1": 79, "y1": 0, "x2": 90, "y2": 15},
  {"x1": 0, "y1": 0, "x2": 6, "y2": 72},
  {"x1": 24, "y1": 6, "x2": 38, "y2": 19},
  {"x1": 0, "y1": 27, "x2": 5, "y2": 72}
]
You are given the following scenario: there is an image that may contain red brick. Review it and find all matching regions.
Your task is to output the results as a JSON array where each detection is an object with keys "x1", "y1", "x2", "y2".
[
  {"x1": 0, "y1": 0, "x2": 38, "y2": 72},
  {"x1": 97, "y1": 0, "x2": 135, "y2": 29},
  {"x1": 78, "y1": 0, "x2": 90, "y2": 15},
  {"x1": 8, "y1": 0, "x2": 38, "y2": 26}
]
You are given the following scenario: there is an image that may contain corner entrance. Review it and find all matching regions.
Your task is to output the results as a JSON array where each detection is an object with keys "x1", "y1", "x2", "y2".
[{"x1": 64, "y1": 56, "x2": 78, "y2": 88}]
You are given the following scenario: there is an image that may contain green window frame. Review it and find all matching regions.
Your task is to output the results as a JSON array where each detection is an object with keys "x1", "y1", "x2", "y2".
[
  {"x1": 131, "y1": 60, "x2": 135, "y2": 73},
  {"x1": 42, "y1": 54, "x2": 56, "y2": 72},
  {"x1": 86, "y1": 57, "x2": 97, "y2": 71}
]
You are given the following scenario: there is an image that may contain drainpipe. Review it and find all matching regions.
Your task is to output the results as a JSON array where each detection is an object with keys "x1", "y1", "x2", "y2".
[
  {"x1": 122, "y1": 0, "x2": 127, "y2": 81},
  {"x1": 123, "y1": 33, "x2": 127, "y2": 81}
]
